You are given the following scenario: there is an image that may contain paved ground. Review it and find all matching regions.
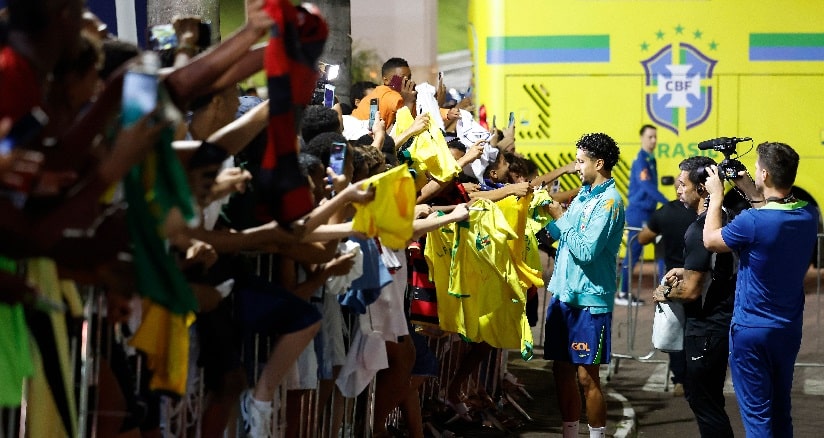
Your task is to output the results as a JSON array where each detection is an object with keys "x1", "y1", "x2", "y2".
[{"x1": 444, "y1": 263, "x2": 824, "y2": 437}]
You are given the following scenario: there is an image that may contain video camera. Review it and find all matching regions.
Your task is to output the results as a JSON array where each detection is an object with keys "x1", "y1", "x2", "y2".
[{"x1": 697, "y1": 136, "x2": 751, "y2": 180}]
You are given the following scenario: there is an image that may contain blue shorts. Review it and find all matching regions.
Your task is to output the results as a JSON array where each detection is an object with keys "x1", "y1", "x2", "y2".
[
  {"x1": 409, "y1": 329, "x2": 438, "y2": 377},
  {"x1": 543, "y1": 295, "x2": 611, "y2": 365},
  {"x1": 236, "y1": 275, "x2": 322, "y2": 336}
]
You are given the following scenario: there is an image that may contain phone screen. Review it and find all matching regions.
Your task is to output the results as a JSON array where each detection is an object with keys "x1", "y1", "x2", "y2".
[
  {"x1": 329, "y1": 142, "x2": 346, "y2": 176},
  {"x1": 323, "y1": 84, "x2": 336, "y2": 108},
  {"x1": 122, "y1": 71, "x2": 158, "y2": 127},
  {"x1": 388, "y1": 75, "x2": 403, "y2": 92},
  {"x1": 197, "y1": 21, "x2": 212, "y2": 48},
  {"x1": 149, "y1": 24, "x2": 178, "y2": 51},
  {"x1": 0, "y1": 107, "x2": 49, "y2": 156},
  {"x1": 508, "y1": 111, "x2": 516, "y2": 127},
  {"x1": 368, "y1": 98, "x2": 379, "y2": 130}
]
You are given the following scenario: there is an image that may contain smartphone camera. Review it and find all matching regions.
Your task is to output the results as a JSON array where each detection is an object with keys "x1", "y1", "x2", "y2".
[
  {"x1": 122, "y1": 52, "x2": 160, "y2": 127},
  {"x1": 388, "y1": 75, "x2": 404, "y2": 92},
  {"x1": 323, "y1": 84, "x2": 336, "y2": 108},
  {"x1": 329, "y1": 141, "x2": 346, "y2": 176},
  {"x1": 312, "y1": 62, "x2": 340, "y2": 106},
  {"x1": 368, "y1": 98, "x2": 379, "y2": 130}
]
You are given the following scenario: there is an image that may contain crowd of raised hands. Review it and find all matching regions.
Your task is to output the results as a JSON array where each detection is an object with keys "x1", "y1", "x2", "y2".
[{"x1": 0, "y1": 1, "x2": 581, "y2": 437}]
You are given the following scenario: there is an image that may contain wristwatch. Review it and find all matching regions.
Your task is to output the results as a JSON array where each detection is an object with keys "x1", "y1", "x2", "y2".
[{"x1": 663, "y1": 285, "x2": 673, "y2": 301}]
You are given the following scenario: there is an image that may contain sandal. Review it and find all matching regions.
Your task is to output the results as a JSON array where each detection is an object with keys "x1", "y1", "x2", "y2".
[{"x1": 441, "y1": 398, "x2": 473, "y2": 424}]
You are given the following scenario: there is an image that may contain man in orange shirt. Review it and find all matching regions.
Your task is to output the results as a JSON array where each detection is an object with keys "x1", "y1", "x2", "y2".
[{"x1": 351, "y1": 57, "x2": 418, "y2": 128}]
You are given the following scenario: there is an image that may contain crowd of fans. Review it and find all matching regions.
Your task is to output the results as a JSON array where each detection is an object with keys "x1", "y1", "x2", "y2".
[{"x1": 0, "y1": 1, "x2": 580, "y2": 437}]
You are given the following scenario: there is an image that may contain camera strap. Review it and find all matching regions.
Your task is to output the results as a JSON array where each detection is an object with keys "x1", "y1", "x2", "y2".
[{"x1": 765, "y1": 193, "x2": 796, "y2": 204}]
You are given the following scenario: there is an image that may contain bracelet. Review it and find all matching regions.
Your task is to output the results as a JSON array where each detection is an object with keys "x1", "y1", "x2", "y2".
[
  {"x1": 176, "y1": 44, "x2": 197, "y2": 54},
  {"x1": 662, "y1": 285, "x2": 673, "y2": 301}
]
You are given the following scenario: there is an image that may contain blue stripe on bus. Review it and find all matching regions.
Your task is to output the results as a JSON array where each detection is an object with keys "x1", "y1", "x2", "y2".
[
  {"x1": 749, "y1": 47, "x2": 824, "y2": 61},
  {"x1": 487, "y1": 48, "x2": 610, "y2": 64}
]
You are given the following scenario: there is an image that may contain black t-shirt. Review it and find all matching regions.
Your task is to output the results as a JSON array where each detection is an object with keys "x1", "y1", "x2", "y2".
[
  {"x1": 682, "y1": 212, "x2": 736, "y2": 335},
  {"x1": 647, "y1": 200, "x2": 696, "y2": 272}
]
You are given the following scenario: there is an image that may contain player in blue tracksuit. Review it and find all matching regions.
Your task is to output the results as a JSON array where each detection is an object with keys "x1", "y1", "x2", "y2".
[
  {"x1": 703, "y1": 142, "x2": 818, "y2": 438},
  {"x1": 619, "y1": 124, "x2": 668, "y2": 305},
  {"x1": 543, "y1": 133, "x2": 625, "y2": 438}
]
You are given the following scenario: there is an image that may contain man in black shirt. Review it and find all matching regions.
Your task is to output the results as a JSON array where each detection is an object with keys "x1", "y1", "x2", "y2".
[{"x1": 651, "y1": 156, "x2": 736, "y2": 438}]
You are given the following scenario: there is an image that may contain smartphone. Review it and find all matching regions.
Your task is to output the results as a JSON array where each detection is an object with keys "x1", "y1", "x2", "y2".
[
  {"x1": 149, "y1": 21, "x2": 212, "y2": 51},
  {"x1": 492, "y1": 115, "x2": 497, "y2": 131},
  {"x1": 323, "y1": 83, "x2": 336, "y2": 108},
  {"x1": 0, "y1": 107, "x2": 49, "y2": 156},
  {"x1": 329, "y1": 141, "x2": 346, "y2": 176},
  {"x1": 368, "y1": 98, "x2": 379, "y2": 130},
  {"x1": 122, "y1": 70, "x2": 158, "y2": 127},
  {"x1": 148, "y1": 24, "x2": 178, "y2": 51},
  {"x1": 197, "y1": 21, "x2": 212, "y2": 48},
  {"x1": 508, "y1": 111, "x2": 516, "y2": 127},
  {"x1": 438, "y1": 71, "x2": 444, "y2": 83},
  {"x1": 388, "y1": 75, "x2": 404, "y2": 92}
]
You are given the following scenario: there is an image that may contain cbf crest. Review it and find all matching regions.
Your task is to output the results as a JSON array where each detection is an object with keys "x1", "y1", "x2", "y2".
[{"x1": 640, "y1": 27, "x2": 718, "y2": 135}]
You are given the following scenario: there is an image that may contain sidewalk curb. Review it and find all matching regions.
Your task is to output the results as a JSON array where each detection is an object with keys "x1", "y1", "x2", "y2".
[{"x1": 608, "y1": 390, "x2": 637, "y2": 438}]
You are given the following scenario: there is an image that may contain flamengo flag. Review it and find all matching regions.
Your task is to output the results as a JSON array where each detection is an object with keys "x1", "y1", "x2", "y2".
[{"x1": 260, "y1": 0, "x2": 327, "y2": 225}]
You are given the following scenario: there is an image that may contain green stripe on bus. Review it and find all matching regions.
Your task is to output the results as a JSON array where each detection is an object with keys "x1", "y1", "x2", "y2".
[
  {"x1": 488, "y1": 35, "x2": 609, "y2": 51},
  {"x1": 750, "y1": 33, "x2": 824, "y2": 47}
]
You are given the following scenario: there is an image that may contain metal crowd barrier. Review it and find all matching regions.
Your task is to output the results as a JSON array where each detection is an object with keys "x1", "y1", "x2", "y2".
[
  {"x1": 794, "y1": 232, "x2": 824, "y2": 369},
  {"x1": 608, "y1": 227, "x2": 669, "y2": 385}
]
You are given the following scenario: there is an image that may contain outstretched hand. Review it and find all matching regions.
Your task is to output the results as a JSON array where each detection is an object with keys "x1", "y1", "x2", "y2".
[
  {"x1": 463, "y1": 140, "x2": 486, "y2": 163},
  {"x1": 400, "y1": 76, "x2": 417, "y2": 106},
  {"x1": 246, "y1": 0, "x2": 274, "y2": 36},
  {"x1": 341, "y1": 180, "x2": 376, "y2": 205},
  {"x1": 409, "y1": 113, "x2": 430, "y2": 136},
  {"x1": 703, "y1": 165, "x2": 725, "y2": 196},
  {"x1": 325, "y1": 251, "x2": 357, "y2": 277}
]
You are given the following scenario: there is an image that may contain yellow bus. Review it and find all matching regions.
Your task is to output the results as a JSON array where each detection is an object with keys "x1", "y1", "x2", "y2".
[{"x1": 468, "y1": 0, "x2": 824, "y2": 213}]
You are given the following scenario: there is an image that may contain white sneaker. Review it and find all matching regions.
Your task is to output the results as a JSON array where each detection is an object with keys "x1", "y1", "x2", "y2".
[
  {"x1": 239, "y1": 389, "x2": 273, "y2": 438},
  {"x1": 614, "y1": 293, "x2": 645, "y2": 306}
]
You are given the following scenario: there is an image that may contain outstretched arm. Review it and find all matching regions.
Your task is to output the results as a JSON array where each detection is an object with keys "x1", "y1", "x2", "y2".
[
  {"x1": 163, "y1": 0, "x2": 272, "y2": 109},
  {"x1": 702, "y1": 166, "x2": 732, "y2": 253}
]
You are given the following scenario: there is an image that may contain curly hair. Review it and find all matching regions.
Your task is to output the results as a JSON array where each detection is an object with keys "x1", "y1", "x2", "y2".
[
  {"x1": 679, "y1": 156, "x2": 717, "y2": 186},
  {"x1": 576, "y1": 133, "x2": 620, "y2": 170},
  {"x1": 301, "y1": 105, "x2": 341, "y2": 143}
]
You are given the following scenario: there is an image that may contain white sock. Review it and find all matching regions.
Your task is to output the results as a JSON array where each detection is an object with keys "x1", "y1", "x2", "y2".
[
  {"x1": 251, "y1": 394, "x2": 273, "y2": 414},
  {"x1": 562, "y1": 421, "x2": 579, "y2": 438},
  {"x1": 588, "y1": 424, "x2": 606, "y2": 438}
]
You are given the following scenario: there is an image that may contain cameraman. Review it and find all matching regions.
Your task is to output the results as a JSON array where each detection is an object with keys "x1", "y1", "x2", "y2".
[
  {"x1": 703, "y1": 142, "x2": 818, "y2": 437},
  {"x1": 652, "y1": 156, "x2": 735, "y2": 437}
]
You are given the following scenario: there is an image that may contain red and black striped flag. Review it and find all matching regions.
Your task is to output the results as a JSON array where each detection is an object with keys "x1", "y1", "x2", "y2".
[{"x1": 261, "y1": 0, "x2": 328, "y2": 225}]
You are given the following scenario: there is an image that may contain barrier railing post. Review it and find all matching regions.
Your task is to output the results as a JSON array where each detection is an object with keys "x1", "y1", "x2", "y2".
[{"x1": 609, "y1": 226, "x2": 666, "y2": 381}]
